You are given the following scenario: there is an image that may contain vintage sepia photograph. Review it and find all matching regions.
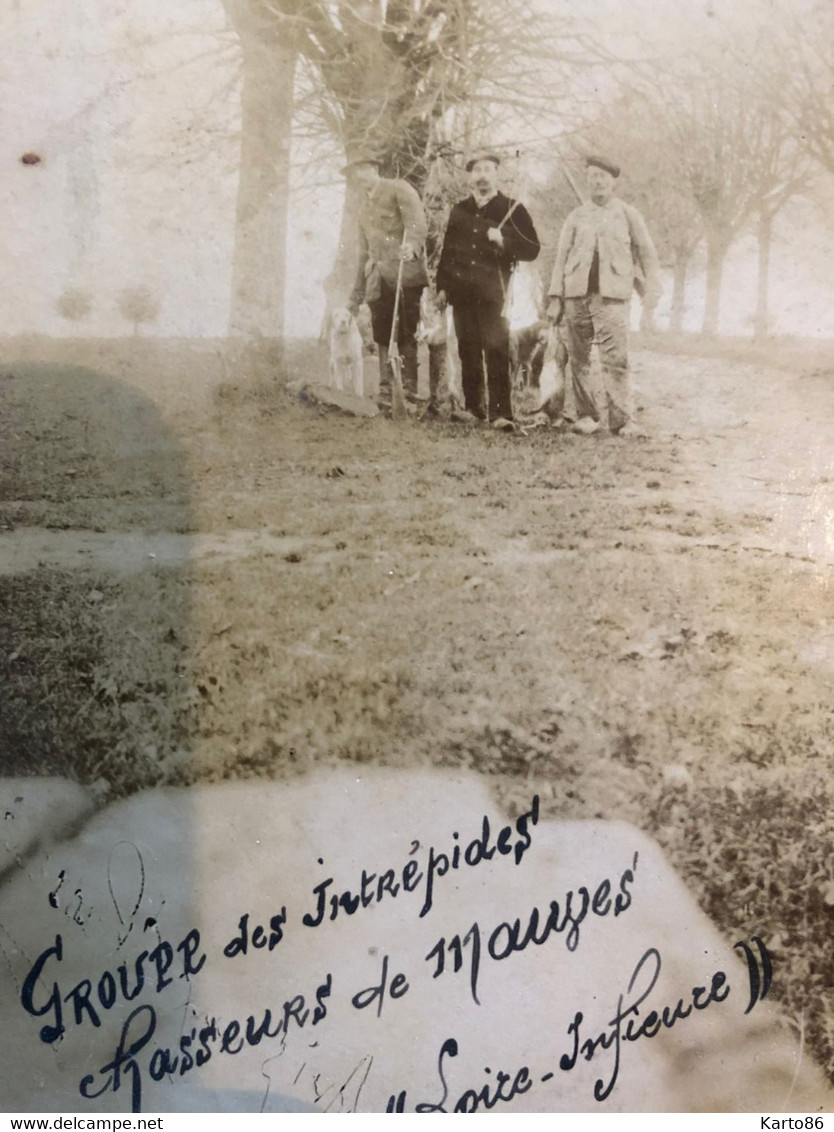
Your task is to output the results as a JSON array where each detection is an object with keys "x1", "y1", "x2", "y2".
[{"x1": 1, "y1": 0, "x2": 834, "y2": 1115}]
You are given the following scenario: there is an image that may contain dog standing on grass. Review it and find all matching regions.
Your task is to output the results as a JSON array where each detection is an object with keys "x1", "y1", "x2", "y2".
[{"x1": 329, "y1": 306, "x2": 366, "y2": 397}]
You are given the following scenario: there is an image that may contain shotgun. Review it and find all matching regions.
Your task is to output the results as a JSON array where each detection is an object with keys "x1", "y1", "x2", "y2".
[{"x1": 387, "y1": 234, "x2": 410, "y2": 422}]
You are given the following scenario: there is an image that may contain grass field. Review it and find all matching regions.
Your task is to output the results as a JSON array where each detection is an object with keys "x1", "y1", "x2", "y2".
[{"x1": 2, "y1": 332, "x2": 834, "y2": 1081}]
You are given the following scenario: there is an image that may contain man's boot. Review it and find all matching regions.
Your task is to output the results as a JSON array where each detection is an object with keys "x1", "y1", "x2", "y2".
[{"x1": 377, "y1": 344, "x2": 391, "y2": 408}]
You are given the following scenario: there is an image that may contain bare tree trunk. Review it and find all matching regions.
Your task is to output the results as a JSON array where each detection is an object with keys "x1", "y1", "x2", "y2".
[
  {"x1": 702, "y1": 230, "x2": 730, "y2": 337},
  {"x1": 669, "y1": 248, "x2": 690, "y2": 334},
  {"x1": 228, "y1": 31, "x2": 297, "y2": 342},
  {"x1": 754, "y1": 209, "x2": 772, "y2": 341},
  {"x1": 321, "y1": 180, "x2": 362, "y2": 335}
]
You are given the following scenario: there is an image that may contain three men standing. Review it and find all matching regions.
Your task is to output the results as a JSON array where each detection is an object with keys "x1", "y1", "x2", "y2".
[
  {"x1": 547, "y1": 155, "x2": 661, "y2": 437},
  {"x1": 346, "y1": 153, "x2": 428, "y2": 406},
  {"x1": 343, "y1": 148, "x2": 660, "y2": 434},
  {"x1": 436, "y1": 154, "x2": 540, "y2": 428}
]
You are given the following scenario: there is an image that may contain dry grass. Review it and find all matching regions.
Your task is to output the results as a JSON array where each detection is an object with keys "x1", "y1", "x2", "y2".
[{"x1": 1, "y1": 336, "x2": 833, "y2": 1079}]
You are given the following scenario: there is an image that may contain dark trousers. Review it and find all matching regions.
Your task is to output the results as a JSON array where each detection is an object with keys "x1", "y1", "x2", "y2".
[
  {"x1": 369, "y1": 279, "x2": 423, "y2": 349},
  {"x1": 452, "y1": 301, "x2": 512, "y2": 421},
  {"x1": 370, "y1": 280, "x2": 424, "y2": 397}
]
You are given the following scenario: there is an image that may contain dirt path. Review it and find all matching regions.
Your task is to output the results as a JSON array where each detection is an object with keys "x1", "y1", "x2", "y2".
[
  {"x1": 632, "y1": 350, "x2": 834, "y2": 563},
  {"x1": 0, "y1": 527, "x2": 338, "y2": 574},
  {"x1": 3, "y1": 344, "x2": 833, "y2": 569}
]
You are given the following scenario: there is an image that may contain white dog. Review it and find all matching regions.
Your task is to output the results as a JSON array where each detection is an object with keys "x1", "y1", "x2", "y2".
[{"x1": 328, "y1": 306, "x2": 366, "y2": 396}]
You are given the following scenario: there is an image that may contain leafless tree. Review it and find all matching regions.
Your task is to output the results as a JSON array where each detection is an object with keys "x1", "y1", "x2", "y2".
[
  {"x1": 748, "y1": 111, "x2": 812, "y2": 340},
  {"x1": 777, "y1": 0, "x2": 834, "y2": 176},
  {"x1": 220, "y1": 0, "x2": 601, "y2": 332},
  {"x1": 118, "y1": 285, "x2": 161, "y2": 336},
  {"x1": 622, "y1": 37, "x2": 812, "y2": 337},
  {"x1": 741, "y1": 5, "x2": 829, "y2": 337},
  {"x1": 223, "y1": 0, "x2": 300, "y2": 342},
  {"x1": 112, "y1": 1, "x2": 601, "y2": 343},
  {"x1": 55, "y1": 287, "x2": 93, "y2": 325}
]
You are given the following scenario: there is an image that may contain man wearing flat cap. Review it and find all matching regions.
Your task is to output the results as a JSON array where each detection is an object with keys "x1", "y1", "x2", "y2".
[
  {"x1": 436, "y1": 152, "x2": 540, "y2": 428},
  {"x1": 547, "y1": 154, "x2": 661, "y2": 436},
  {"x1": 345, "y1": 150, "x2": 428, "y2": 407}
]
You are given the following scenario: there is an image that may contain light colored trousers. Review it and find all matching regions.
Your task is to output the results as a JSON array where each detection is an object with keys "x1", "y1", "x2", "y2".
[{"x1": 563, "y1": 294, "x2": 632, "y2": 431}]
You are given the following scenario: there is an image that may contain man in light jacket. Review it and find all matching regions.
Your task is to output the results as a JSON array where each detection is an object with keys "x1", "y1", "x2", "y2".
[
  {"x1": 547, "y1": 155, "x2": 661, "y2": 436},
  {"x1": 346, "y1": 151, "x2": 428, "y2": 407}
]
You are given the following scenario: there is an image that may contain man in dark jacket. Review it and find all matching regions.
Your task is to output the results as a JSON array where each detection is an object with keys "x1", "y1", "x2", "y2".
[{"x1": 436, "y1": 153, "x2": 540, "y2": 427}]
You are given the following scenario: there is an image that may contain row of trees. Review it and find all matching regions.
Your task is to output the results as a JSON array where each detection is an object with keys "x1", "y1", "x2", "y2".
[
  {"x1": 560, "y1": 74, "x2": 810, "y2": 336},
  {"x1": 217, "y1": 0, "x2": 834, "y2": 341},
  {"x1": 559, "y1": 4, "x2": 830, "y2": 338},
  {"x1": 57, "y1": 286, "x2": 161, "y2": 335}
]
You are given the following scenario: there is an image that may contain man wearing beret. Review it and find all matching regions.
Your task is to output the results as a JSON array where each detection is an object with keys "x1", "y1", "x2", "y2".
[
  {"x1": 436, "y1": 153, "x2": 540, "y2": 429},
  {"x1": 547, "y1": 155, "x2": 661, "y2": 437},
  {"x1": 346, "y1": 152, "x2": 428, "y2": 407}
]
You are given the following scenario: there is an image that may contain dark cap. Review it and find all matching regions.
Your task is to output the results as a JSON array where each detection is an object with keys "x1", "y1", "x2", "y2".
[
  {"x1": 341, "y1": 149, "x2": 383, "y2": 176},
  {"x1": 586, "y1": 154, "x2": 620, "y2": 178},
  {"x1": 465, "y1": 152, "x2": 501, "y2": 172}
]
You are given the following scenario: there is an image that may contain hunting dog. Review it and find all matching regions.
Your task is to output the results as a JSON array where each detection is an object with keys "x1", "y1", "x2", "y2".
[{"x1": 328, "y1": 306, "x2": 366, "y2": 396}]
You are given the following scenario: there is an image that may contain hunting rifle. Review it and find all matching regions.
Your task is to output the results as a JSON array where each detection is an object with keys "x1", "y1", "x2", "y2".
[{"x1": 387, "y1": 233, "x2": 410, "y2": 422}]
